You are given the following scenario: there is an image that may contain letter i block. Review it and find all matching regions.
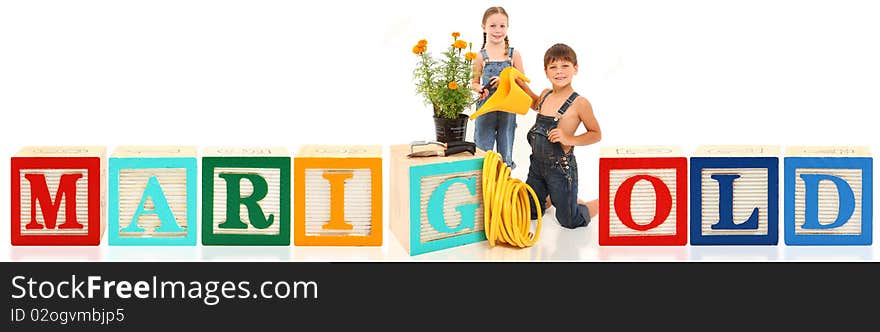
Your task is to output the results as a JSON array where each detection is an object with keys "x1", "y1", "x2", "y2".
[
  {"x1": 202, "y1": 147, "x2": 291, "y2": 245},
  {"x1": 389, "y1": 145, "x2": 486, "y2": 255},
  {"x1": 784, "y1": 146, "x2": 873, "y2": 245},
  {"x1": 690, "y1": 145, "x2": 779, "y2": 245},
  {"x1": 11, "y1": 146, "x2": 107, "y2": 245},
  {"x1": 294, "y1": 145, "x2": 382, "y2": 246},
  {"x1": 599, "y1": 146, "x2": 687, "y2": 246},
  {"x1": 108, "y1": 146, "x2": 198, "y2": 246}
]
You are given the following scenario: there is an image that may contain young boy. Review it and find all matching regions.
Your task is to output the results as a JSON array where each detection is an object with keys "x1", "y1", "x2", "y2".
[{"x1": 520, "y1": 43, "x2": 601, "y2": 229}]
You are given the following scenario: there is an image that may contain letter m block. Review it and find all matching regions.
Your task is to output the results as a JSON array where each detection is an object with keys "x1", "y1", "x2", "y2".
[
  {"x1": 785, "y1": 146, "x2": 872, "y2": 245},
  {"x1": 390, "y1": 145, "x2": 486, "y2": 256},
  {"x1": 202, "y1": 147, "x2": 291, "y2": 246},
  {"x1": 11, "y1": 146, "x2": 106, "y2": 245},
  {"x1": 294, "y1": 145, "x2": 382, "y2": 246},
  {"x1": 599, "y1": 146, "x2": 687, "y2": 246}
]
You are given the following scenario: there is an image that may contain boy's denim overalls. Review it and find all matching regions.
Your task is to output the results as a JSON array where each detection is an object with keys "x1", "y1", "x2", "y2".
[
  {"x1": 526, "y1": 91, "x2": 591, "y2": 229},
  {"x1": 475, "y1": 47, "x2": 517, "y2": 169}
]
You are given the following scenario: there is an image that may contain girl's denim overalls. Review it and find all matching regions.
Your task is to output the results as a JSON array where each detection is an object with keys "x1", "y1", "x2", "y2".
[{"x1": 475, "y1": 47, "x2": 517, "y2": 169}]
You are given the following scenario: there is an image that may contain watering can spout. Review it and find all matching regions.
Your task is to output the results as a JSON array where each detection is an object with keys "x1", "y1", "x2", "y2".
[{"x1": 470, "y1": 67, "x2": 532, "y2": 120}]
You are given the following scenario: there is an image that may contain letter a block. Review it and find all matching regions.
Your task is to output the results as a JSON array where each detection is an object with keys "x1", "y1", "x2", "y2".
[
  {"x1": 599, "y1": 146, "x2": 687, "y2": 246},
  {"x1": 202, "y1": 147, "x2": 290, "y2": 245},
  {"x1": 11, "y1": 146, "x2": 107, "y2": 245},
  {"x1": 785, "y1": 146, "x2": 872, "y2": 245},
  {"x1": 690, "y1": 145, "x2": 779, "y2": 245},
  {"x1": 294, "y1": 145, "x2": 382, "y2": 246},
  {"x1": 390, "y1": 145, "x2": 486, "y2": 255},
  {"x1": 109, "y1": 146, "x2": 197, "y2": 246}
]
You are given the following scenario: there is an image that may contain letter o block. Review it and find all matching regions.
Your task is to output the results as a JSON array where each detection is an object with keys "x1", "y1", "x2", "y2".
[
  {"x1": 109, "y1": 146, "x2": 197, "y2": 246},
  {"x1": 11, "y1": 146, "x2": 106, "y2": 245},
  {"x1": 294, "y1": 145, "x2": 382, "y2": 246},
  {"x1": 202, "y1": 147, "x2": 290, "y2": 246},
  {"x1": 390, "y1": 145, "x2": 486, "y2": 255},
  {"x1": 690, "y1": 145, "x2": 779, "y2": 245},
  {"x1": 599, "y1": 146, "x2": 687, "y2": 246},
  {"x1": 785, "y1": 146, "x2": 872, "y2": 245}
]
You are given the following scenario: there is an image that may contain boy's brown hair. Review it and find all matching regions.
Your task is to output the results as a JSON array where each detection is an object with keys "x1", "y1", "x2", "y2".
[{"x1": 543, "y1": 43, "x2": 577, "y2": 69}]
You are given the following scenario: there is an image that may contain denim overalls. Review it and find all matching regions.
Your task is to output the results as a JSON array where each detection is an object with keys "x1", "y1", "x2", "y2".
[
  {"x1": 475, "y1": 47, "x2": 517, "y2": 169},
  {"x1": 526, "y1": 91, "x2": 591, "y2": 229}
]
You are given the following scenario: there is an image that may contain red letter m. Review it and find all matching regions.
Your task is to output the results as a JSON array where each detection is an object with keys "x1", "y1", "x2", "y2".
[{"x1": 24, "y1": 173, "x2": 84, "y2": 230}]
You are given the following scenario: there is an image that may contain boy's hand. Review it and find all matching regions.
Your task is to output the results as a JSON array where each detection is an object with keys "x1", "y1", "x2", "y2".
[{"x1": 548, "y1": 128, "x2": 572, "y2": 146}]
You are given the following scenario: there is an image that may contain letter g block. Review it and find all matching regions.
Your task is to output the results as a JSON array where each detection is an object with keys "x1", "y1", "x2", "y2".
[{"x1": 389, "y1": 145, "x2": 486, "y2": 256}]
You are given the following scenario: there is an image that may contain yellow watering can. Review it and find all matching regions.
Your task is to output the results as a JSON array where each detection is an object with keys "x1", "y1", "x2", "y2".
[{"x1": 470, "y1": 67, "x2": 532, "y2": 120}]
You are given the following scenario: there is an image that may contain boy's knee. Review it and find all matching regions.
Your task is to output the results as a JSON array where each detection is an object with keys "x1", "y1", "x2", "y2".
[
  {"x1": 555, "y1": 209, "x2": 581, "y2": 229},
  {"x1": 556, "y1": 208, "x2": 586, "y2": 229}
]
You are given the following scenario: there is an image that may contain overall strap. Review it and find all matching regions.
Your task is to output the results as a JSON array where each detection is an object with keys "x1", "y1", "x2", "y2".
[
  {"x1": 555, "y1": 92, "x2": 580, "y2": 120},
  {"x1": 536, "y1": 89, "x2": 552, "y2": 111},
  {"x1": 508, "y1": 47, "x2": 514, "y2": 62},
  {"x1": 480, "y1": 49, "x2": 489, "y2": 63}
]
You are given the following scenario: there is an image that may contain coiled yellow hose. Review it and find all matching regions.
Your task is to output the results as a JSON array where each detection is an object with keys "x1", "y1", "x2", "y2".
[{"x1": 482, "y1": 151, "x2": 542, "y2": 248}]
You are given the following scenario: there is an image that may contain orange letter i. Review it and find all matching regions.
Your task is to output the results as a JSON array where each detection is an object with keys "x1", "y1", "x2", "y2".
[{"x1": 322, "y1": 171, "x2": 354, "y2": 230}]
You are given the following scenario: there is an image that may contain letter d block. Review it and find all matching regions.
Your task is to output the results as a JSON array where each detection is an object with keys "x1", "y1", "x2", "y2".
[
  {"x1": 202, "y1": 147, "x2": 291, "y2": 245},
  {"x1": 690, "y1": 146, "x2": 779, "y2": 245},
  {"x1": 390, "y1": 145, "x2": 486, "y2": 256},
  {"x1": 599, "y1": 146, "x2": 687, "y2": 246},
  {"x1": 294, "y1": 145, "x2": 382, "y2": 246},
  {"x1": 785, "y1": 146, "x2": 872, "y2": 245},
  {"x1": 109, "y1": 146, "x2": 197, "y2": 246},
  {"x1": 11, "y1": 146, "x2": 107, "y2": 245}
]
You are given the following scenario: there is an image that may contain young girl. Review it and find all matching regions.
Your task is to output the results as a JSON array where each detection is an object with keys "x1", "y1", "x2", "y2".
[{"x1": 471, "y1": 6, "x2": 534, "y2": 170}]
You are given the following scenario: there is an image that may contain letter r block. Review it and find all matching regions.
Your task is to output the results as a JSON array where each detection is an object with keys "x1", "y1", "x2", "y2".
[
  {"x1": 599, "y1": 146, "x2": 687, "y2": 246},
  {"x1": 109, "y1": 146, "x2": 198, "y2": 246},
  {"x1": 390, "y1": 145, "x2": 486, "y2": 256},
  {"x1": 11, "y1": 146, "x2": 107, "y2": 245},
  {"x1": 202, "y1": 147, "x2": 291, "y2": 246},
  {"x1": 690, "y1": 146, "x2": 779, "y2": 245},
  {"x1": 784, "y1": 146, "x2": 872, "y2": 245},
  {"x1": 294, "y1": 145, "x2": 382, "y2": 246}
]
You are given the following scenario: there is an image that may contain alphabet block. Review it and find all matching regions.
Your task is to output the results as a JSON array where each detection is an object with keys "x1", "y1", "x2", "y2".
[
  {"x1": 390, "y1": 145, "x2": 486, "y2": 255},
  {"x1": 784, "y1": 146, "x2": 872, "y2": 245},
  {"x1": 202, "y1": 147, "x2": 290, "y2": 245},
  {"x1": 294, "y1": 145, "x2": 382, "y2": 246},
  {"x1": 690, "y1": 145, "x2": 779, "y2": 245},
  {"x1": 599, "y1": 146, "x2": 687, "y2": 245},
  {"x1": 11, "y1": 146, "x2": 107, "y2": 245},
  {"x1": 109, "y1": 146, "x2": 198, "y2": 246}
]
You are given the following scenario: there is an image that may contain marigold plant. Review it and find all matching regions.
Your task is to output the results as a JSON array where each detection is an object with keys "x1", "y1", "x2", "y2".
[{"x1": 412, "y1": 33, "x2": 476, "y2": 119}]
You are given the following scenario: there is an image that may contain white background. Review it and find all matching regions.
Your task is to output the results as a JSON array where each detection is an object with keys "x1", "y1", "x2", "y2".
[{"x1": 1, "y1": 0, "x2": 878, "y2": 261}]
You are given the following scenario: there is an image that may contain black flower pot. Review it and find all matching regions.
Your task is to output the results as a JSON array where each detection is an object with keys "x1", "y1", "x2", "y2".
[{"x1": 434, "y1": 113, "x2": 469, "y2": 143}]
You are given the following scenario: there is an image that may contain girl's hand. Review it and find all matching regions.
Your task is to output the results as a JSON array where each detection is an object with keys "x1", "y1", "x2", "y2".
[
  {"x1": 479, "y1": 88, "x2": 490, "y2": 99},
  {"x1": 488, "y1": 76, "x2": 500, "y2": 88},
  {"x1": 548, "y1": 128, "x2": 572, "y2": 146}
]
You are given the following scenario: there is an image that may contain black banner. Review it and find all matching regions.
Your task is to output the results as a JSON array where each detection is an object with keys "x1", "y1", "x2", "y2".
[{"x1": 3, "y1": 262, "x2": 879, "y2": 330}]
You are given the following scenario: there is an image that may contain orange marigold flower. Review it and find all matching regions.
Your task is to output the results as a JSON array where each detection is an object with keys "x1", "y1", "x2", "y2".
[
  {"x1": 452, "y1": 32, "x2": 461, "y2": 38},
  {"x1": 418, "y1": 39, "x2": 427, "y2": 47},
  {"x1": 465, "y1": 52, "x2": 477, "y2": 61},
  {"x1": 412, "y1": 45, "x2": 426, "y2": 54},
  {"x1": 448, "y1": 82, "x2": 458, "y2": 90},
  {"x1": 453, "y1": 40, "x2": 467, "y2": 49}
]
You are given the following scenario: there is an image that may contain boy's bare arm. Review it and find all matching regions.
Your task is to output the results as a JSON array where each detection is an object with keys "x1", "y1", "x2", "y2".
[
  {"x1": 548, "y1": 97, "x2": 602, "y2": 146},
  {"x1": 512, "y1": 51, "x2": 541, "y2": 108},
  {"x1": 572, "y1": 98, "x2": 601, "y2": 146}
]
